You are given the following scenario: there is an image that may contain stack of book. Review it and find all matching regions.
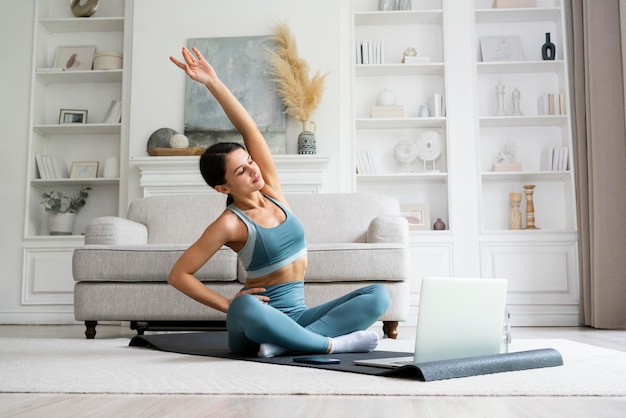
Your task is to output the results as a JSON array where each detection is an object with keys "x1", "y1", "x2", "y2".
[
  {"x1": 356, "y1": 151, "x2": 376, "y2": 174},
  {"x1": 104, "y1": 100, "x2": 122, "y2": 123},
  {"x1": 355, "y1": 40, "x2": 384, "y2": 65},
  {"x1": 35, "y1": 153, "x2": 68, "y2": 179},
  {"x1": 541, "y1": 146, "x2": 569, "y2": 171},
  {"x1": 371, "y1": 105, "x2": 403, "y2": 118},
  {"x1": 427, "y1": 93, "x2": 446, "y2": 117},
  {"x1": 537, "y1": 93, "x2": 566, "y2": 115}
]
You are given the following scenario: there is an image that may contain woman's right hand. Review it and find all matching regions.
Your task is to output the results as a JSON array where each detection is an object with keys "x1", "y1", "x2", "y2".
[{"x1": 169, "y1": 46, "x2": 217, "y2": 85}]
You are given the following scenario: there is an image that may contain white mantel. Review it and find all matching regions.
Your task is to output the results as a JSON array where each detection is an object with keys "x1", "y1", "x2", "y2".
[{"x1": 131, "y1": 155, "x2": 330, "y2": 196}]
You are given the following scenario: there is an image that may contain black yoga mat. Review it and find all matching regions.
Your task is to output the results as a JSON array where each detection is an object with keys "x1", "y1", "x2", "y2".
[{"x1": 129, "y1": 332, "x2": 563, "y2": 381}]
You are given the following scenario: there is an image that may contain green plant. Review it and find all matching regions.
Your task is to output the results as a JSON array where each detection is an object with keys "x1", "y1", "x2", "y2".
[{"x1": 41, "y1": 186, "x2": 91, "y2": 214}]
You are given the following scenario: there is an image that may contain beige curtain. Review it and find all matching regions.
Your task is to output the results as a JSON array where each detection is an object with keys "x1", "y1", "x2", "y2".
[{"x1": 566, "y1": 0, "x2": 626, "y2": 329}]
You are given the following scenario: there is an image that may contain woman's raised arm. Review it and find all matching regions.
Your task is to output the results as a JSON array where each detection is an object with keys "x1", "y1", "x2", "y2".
[{"x1": 170, "y1": 47, "x2": 281, "y2": 193}]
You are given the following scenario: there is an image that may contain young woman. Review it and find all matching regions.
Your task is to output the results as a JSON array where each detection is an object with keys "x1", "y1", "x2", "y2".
[{"x1": 168, "y1": 47, "x2": 391, "y2": 357}]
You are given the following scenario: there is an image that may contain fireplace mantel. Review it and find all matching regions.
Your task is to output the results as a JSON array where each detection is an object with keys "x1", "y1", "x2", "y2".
[{"x1": 131, "y1": 155, "x2": 330, "y2": 196}]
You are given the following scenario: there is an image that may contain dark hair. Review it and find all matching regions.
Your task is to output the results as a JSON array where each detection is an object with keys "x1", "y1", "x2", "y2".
[{"x1": 199, "y1": 142, "x2": 246, "y2": 206}]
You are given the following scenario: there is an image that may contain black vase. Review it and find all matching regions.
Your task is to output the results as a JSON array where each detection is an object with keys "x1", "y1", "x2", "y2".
[{"x1": 542, "y1": 33, "x2": 556, "y2": 61}]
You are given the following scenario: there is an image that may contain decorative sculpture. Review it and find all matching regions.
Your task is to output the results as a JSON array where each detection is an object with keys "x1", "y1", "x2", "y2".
[
  {"x1": 509, "y1": 192, "x2": 522, "y2": 230},
  {"x1": 523, "y1": 185, "x2": 539, "y2": 229},
  {"x1": 495, "y1": 79, "x2": 507, "y2": 116}
]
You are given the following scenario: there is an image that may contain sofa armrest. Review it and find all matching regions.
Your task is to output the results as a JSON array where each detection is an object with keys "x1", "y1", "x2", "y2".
[
  {"x1": 367, "y1": 216, "x2": 409, "y2": 246},
  {"x1": 84, "y1": 216, "x2": 148, "y2": 245}
]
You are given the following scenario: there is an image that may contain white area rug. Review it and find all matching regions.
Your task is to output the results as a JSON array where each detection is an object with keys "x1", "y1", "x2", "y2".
[{"x1": 1, "y1": 336, "x2": 625, "y2": 396}]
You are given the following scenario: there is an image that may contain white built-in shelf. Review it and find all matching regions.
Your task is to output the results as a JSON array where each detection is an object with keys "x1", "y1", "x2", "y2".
[
  {"x1": 357, "y1": 172, "x2": 448, "y2": 184},
  {"x1": 479, "y1": 115, "x2": 567, "y2": 127},
  {"x1": 355, "y1": 10, "x2": 443, "y2": 26},
  {"x1": 477, "y1": 61, "x2": 564, "y2": 74},
  {"x1": 355, "y1": 63, "x2": 444, "y2": 77},
  {"x1": 31, "y1": 178, "x2": 120, "y2": 187},
  {"x1": 475, "y1": 8, "x2": 561, "y2": 24},
  {"x1": 38, "y1": 17, "x2": 124, "y2": 33},
  {"x1": 33, "y1": 123, "x2": 122, "y2": 135},
  {"x1": 356, "y1": 117, "x2": 446, "y2": 130},
  {"x1": 36, "y1": 69, "x2": 123, "y2": 85},
  {"x1": 481, "y1": 171, "x2": 571, "y2": 182}
]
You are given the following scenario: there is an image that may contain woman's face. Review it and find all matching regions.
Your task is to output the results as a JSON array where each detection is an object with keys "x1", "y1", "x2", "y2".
[{"x1": 220, "y1": 148, "x2": 265, "y2": 195}]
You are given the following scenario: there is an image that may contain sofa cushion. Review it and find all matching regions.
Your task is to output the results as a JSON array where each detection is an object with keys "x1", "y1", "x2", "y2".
[
  {"x1": 303, "y1": 243, "x2": 409, "y2": 283},
  {"x1": 127, "y1": 194, "x2": 228, "y2": 244},
  {"x1": 73, "y1": 244, "x2": 237, "y2": 283},
  {"x1": 288, "y1": 193, "x2": 401, "y2": 244}
]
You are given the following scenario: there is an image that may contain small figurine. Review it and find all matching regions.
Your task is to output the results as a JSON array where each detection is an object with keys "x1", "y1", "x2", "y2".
[
  {"x1": 497, "y1": 142, "x2": 518, "y2": 164},
  {"x1": 495, "y1": 79, "x2": 507, "y2": 116},
  {"x1": 511, "y1": 87, "x2": 523, "y2": 116}
]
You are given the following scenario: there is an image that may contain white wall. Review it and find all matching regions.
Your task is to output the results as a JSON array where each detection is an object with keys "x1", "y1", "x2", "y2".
[
  {"x1": 0, "y1": 0, "x2": 352, "y2": 322},
  {"x1": 126, "y1": 0, "x2": 352, "y2": 203},
  {"x1": 0, "y1": 1, "x2": 36, "y2": 321}
]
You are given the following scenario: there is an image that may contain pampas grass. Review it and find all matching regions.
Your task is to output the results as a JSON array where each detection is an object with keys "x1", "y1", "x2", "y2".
[{"x1": 266, "y1": 21, "x2": 328, "y2": 123}]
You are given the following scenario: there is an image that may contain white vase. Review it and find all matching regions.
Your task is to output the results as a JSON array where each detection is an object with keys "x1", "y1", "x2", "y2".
[
  {"x1": 103, "y1": 156, "x2": 119, "y2": 178},
  {"x1": 48, "y1": 213, "x2": 76, "y2": 236}
]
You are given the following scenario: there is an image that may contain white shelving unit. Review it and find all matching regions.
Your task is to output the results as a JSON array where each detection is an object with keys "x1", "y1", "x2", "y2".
[
  {"x1": 351, "y1": 0, "x2": 579, "y2": 325},
  {"x1": 22, "y1": 0, "x2": 131, "y2": 306},
  {"x1": 352, "y1": 0, "x2": 448, "y2": 220}
]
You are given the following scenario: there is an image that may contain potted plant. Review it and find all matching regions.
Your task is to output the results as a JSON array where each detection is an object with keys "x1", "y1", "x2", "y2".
[
  {"x1": 41, "y1": 186, "x2": 91, "y2": 235},
  {"x1": 266, "y1": 21, "x2": 328, "y2": 155}
]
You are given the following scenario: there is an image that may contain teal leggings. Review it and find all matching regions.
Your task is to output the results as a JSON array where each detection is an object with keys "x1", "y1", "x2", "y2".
[{"x1": 226, "y1": 282, "x2": 391, "y2": 354}]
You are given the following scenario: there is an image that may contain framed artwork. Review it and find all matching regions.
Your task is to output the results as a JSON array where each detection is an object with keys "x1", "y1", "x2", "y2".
[
  {"x1": 480, "y1": 36, "x2": 524, "y2": 62},
  {"x1": 54, "y1": 45, "x2": 96, "y2": 70},
  {"x1": 183, "y1": 36, "x2": 286, "y2": 153},
  {"x1": 70, "y1": 161, "x2": 99, "y2": 179},
  {"x1": 401, "y1": 204, "x2": 431, "y2": 231},
  {"x1": 59, "y1": 109, "x2": 88, "y2": 124}
]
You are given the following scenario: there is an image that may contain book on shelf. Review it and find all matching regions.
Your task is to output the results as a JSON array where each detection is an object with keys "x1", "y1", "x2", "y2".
[
  {"x1": 356, "y1": 151, "x2": 376, "y2": 174},
  {"x1": 371, "y1": 105, "x2": 403, "y2": 118},
  {"x1": 103, "y1": 100, "x2": 122, "y2": 123},
  {"x1": 537, "y1": 93, "x2": 566, "y2": 116},
  {"x1": 355, "y1": 40, "x2": 384, "y2": 65},
  {"x1": 427, "y1": 93, "x2": 445, "y2": 117},
  {"x1": 35, "y1": 153, "x2": 68, "y2": 179},
  {"x1": 541, "y1": 146, "x2": 569, "y2": 171}
]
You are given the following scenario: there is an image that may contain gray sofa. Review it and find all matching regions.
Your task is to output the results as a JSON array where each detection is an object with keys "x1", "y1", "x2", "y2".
[{"x1": 73, "y1": 193, "x2": 410, "y2": 339}]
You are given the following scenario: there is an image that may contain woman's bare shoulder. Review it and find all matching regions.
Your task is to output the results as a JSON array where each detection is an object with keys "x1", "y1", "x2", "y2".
[{"x1": 200, "y1": 207, "x2": 247, "y2": 249}]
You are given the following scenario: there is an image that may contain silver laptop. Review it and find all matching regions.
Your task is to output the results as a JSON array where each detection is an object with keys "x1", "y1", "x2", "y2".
[{"x1": 355, "y1": 277, "x2": 508, "y2": 368}]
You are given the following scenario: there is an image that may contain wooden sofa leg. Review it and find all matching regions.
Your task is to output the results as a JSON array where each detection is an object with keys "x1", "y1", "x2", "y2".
[
  {"x1": 383, "y1": 321, "x2": 398, "y2": 339},
  {"x1": 84, "y1": 321, "x2": 97, "y2": 339}
]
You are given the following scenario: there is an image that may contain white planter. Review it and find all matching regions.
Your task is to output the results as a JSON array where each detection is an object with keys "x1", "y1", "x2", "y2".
[{"x1": 48, "y1": 213, "x2": 76, "y2": 235}]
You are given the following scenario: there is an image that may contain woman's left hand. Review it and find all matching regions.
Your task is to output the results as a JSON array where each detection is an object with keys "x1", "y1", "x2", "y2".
[{"x1": 169, "y1": 46, "x2": 217, "y2": 85}]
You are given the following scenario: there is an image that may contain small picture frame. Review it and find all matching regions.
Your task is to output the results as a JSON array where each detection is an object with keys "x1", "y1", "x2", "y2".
[
  {"x1": 54, "y1": 45, "x2": 96, "y2": 71},
  {"x1": 59, "y1": 109, "x2": 88, "y2": 124},
  {"x1": 401, "y1": 204, "x2": 431, "y2": 231},
  {"x1": 70, "y1": 161, "x2": 99, "y2": 179},
  {"x1": 480, "y1": 36, "x2": 524, "y2": 62}
]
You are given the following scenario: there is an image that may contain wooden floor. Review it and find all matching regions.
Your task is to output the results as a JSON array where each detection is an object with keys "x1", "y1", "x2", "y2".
[{"x1": 1, "y1": 324, "x2": 626, "y2": 418}]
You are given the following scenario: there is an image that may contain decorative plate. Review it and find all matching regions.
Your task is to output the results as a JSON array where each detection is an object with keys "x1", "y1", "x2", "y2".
[
  {"x1": 415, "y1": 131, "x2": 443, "y2": 162},
  {"x1": 394, "y1": 140, "x2": 419, "y2": 166}
]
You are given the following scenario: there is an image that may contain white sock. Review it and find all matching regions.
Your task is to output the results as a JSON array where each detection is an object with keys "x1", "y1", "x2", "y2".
[
  {"x1": 258, "y1": 343, "x2": 289, "y2": 358},
  {"x1": 329, "y1": 330, "x2": 379, "y2": 354}
]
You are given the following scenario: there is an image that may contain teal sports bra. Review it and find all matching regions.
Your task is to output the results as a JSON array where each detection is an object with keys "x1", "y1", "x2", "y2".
[{"x1": 227, "y1": 195, "x2": 307, "y2": 278}]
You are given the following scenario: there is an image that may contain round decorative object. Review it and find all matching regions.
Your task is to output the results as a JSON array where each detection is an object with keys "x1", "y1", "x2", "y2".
[
  {"x1": 147, "y1": 127, "x2": 179, "y2": 150},
  {"x1": 376, "y1": 88, "x2": 396, "y2": 106},
  {"x1": 393, "y1": 140, "x2": 418, "y2": 172},
  {"x1": 415, "y1": 130, "x2": 442, "y2": 162},
  {"x1": 71, "y1": 0, "x2": 99, "y2": 17},
  {"x1": 169, "y1": 134, "x2": 189, "y2": 149}
]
